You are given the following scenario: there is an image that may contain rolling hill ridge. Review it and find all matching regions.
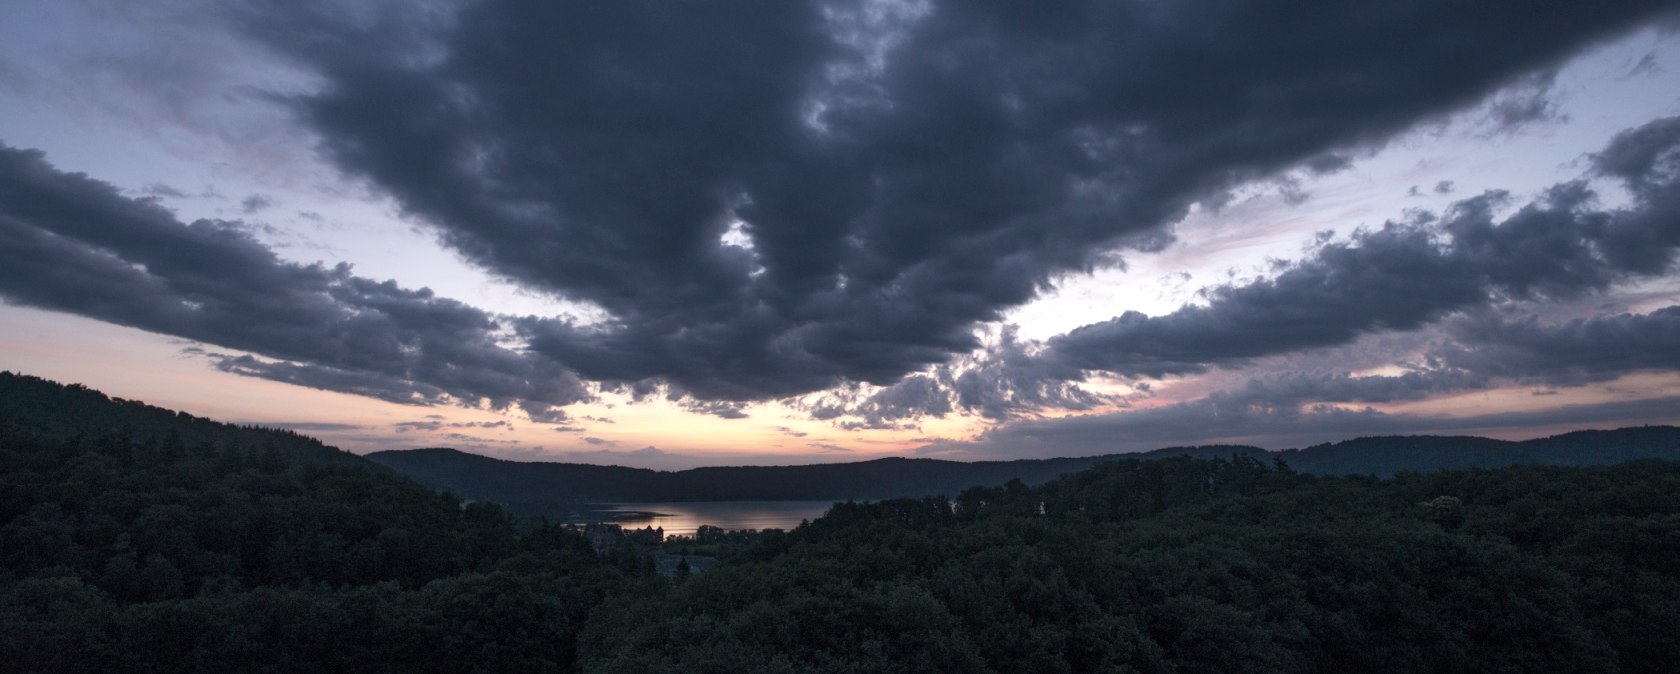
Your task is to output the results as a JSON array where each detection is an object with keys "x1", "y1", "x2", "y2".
[{"x1": 367, "y1": 426, "x2": 1680, "y2": 516}]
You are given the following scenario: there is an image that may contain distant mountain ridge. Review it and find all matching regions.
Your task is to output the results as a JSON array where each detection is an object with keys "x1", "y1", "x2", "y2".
[
  {"x1": 1274, "y1": 428, "x2": 1680, "y2": 476},
  {"x1": 367, "y1": 426, "x2": 1680, "y2": 512},
  {"x1": 363, "y1": 448, "x2": 1134, "y2": 516},
  {"x1": 8, "y1": 368, "x2": 1672, "y2": 513}
]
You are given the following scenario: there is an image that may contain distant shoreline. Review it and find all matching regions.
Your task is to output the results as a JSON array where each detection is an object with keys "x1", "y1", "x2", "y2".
[{"x1": 571, "y1": 507, "x2": 676, "y2": 522}]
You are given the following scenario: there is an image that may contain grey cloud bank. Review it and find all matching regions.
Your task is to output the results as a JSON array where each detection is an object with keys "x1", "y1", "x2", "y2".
[
  {"x1": 246, "y1": 0, "x2": 1679, "y2": 398},
  {"x1": 0, "y1": 144, "x2": 589, "y2": 420},
  {"x1": 1, "y1": 0, "x2": 1678, "y2": 450},
  {"x1": 1050, "y1": 116, "x2": 1680, "y2": 379}
]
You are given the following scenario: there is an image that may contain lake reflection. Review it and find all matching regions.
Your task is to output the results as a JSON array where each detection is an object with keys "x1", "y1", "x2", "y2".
[{"x1": 586, "y1": 501, "x2": 837, "y2": 537}]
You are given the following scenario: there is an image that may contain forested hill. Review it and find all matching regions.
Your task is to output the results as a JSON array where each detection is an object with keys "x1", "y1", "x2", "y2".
[
  {"x1": 1, "y1": 371, "x2": 646, "y2": 671},
  {"x1": 8, "y1": 371, "x2": 1680, "y2": 671},
  {"x1": 583, "y1": 456, "x2": 1680, "y2": 672},
  {"x1": 1275, "y1": 426, "x2": 1680, "y2": 475},
  {"x1": 0, "y1": 371, "x2": 362, "y2": 468},
  {"x1": 368, "y1": 427, "x2": 1680, "y2": 510}
]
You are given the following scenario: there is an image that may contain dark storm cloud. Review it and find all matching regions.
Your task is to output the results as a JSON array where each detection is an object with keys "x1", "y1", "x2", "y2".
[
  {"x1": 679, "y1": 399, "x2": 750, "y2": 420},
  {"x1": 1480, "y1": 71, "x2": 1565, "y2": 133},
  {"x1": 0, "y1": 142, "x2": 590, "y2": 419},
  {"x1": 207, "y1": 353, "x2": 449, "y2": 405},
  {"x1": 1433, "y1": 306, "x2": 1680, "y2": 386},
  {"x1": 944, "y1": 326, "x2": 1109, "y2": 420},
  {"x1": 240, "y1": 194, "x2": 273, "y2": 214},
  {"x1": 234, "y1": 0, "x2": 1677, "y2": 401},
  {"x1": 1051, "y1": 219, "x2": 1476, "y2": 377},
  {"x1": 849, "y1": 374, "x2": 952, "y2": 428},
  {"x1": 1050, "y1": 115, "x2": 1680, "y2": 378},
  {"x1": 1595, "y1": 115, "x2": 1680, "y2": 200},
  {"x1": 846, "y1": 116, "x2": 1680, "y2": 425},
  {"x1": 1232, "y1": 368, "x2": 1491, "y2": 407},
  {"x1": 803, "y1": 325, "x2": 1123, "y2": 428},
  {"x1": 802, "y1": 373, "x2": 955, "y2": 430}
]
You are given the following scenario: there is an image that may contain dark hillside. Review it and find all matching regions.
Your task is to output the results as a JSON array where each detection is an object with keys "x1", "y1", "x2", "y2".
[
  {"x1": 0, "y1": 373, "x2": 641, "y2": 672},
  {"x1": 584, "y1": 457, "x2": 1680, "y2": 672},
  {"x1": 1276, "y1": 426, "x2": 1680, "y2": 476},
  {"x1": 0, "y1": 371, "x2": 363, "y2": 468},
  {"x1": 6, "y1": 372, "x2": 1680, "y2": 672}
]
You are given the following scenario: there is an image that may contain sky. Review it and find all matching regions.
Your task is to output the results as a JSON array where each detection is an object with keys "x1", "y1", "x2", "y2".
[{"x1": 2, "y1": 0, "x2": 1679, "y2": 469}]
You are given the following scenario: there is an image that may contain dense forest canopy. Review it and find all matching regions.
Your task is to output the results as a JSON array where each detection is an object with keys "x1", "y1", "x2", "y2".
[{"x1": 4, "y1": 371, "x2": 1679, "y2": 672}]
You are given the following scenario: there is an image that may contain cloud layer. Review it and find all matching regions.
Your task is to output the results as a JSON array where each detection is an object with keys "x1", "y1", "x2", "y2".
[
  {"x1": 242, "y1": 0, "x2": 1676, "y2": 400},
  {"x1": 0, "y1": 144, "x2": 589, "y2": 419},
  {"x1": 2, "y1": 0, "x2": 1677, "y2": 450},
  {"x1": 1050, "y1": 114, "x2": 1680, "y2": 378},
  {"x1": 817, "y1": 116, "x2": 1680, "y2": 425}
]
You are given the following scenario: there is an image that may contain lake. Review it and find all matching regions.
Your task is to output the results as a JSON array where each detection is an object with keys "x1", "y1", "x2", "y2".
[{"x1": 583, "y1": 500, "x2": 838, "y2": 537}]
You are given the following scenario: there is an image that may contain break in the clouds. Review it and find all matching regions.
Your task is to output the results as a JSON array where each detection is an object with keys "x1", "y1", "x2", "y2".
[
  {"x1": 233, "y1": 0, "x2": 1677, "y2": 400},
  {"x1": 1434, "y1": 307, "x2": 1680, "y2": 387}
]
